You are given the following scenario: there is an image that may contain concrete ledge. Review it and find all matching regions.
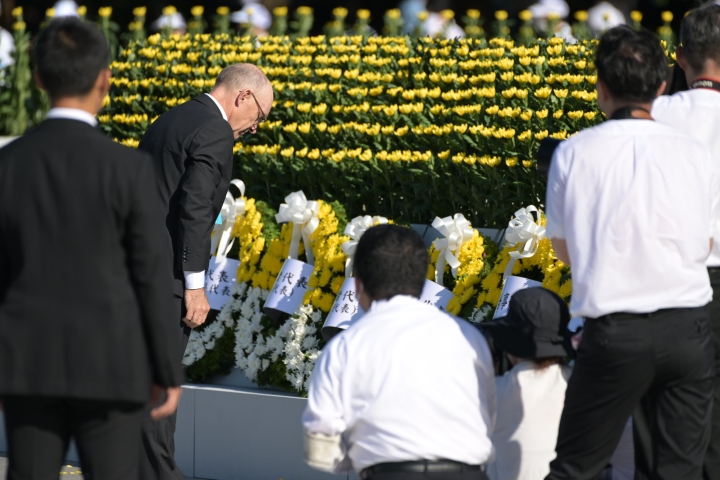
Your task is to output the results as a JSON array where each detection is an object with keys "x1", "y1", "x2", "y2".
[{"x1": 178, "y1": 384, "x2": 357, "y2": 480}]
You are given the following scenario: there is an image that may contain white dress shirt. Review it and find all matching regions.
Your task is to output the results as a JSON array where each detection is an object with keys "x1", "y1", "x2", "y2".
[
  {"x1": 46, "y1": 107, "x2": 98, "y2": 127},
  {"x1": 182, "y1": 93, "x2": 229, "y2": 290},
  {"x1": 303, "y1": 295, "x2": 496, "y2": 473},
  {"x1": 487, "y1": 362, "x2": 633, "y2": 480},
  {"x1": 546, "y1": 120, "x2": 720, "y2": 318},
  {"x1": 0, "y1": 27, "x2": 14, "y2": 71},
  {"x1": 653, "y1": 89, "x2": 720, "y2": 266},
  {"x1": 487, "y1": 362, "x2": 571, "y2": 480}
]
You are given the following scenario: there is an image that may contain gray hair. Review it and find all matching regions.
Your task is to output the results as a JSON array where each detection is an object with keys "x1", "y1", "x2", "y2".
[
  {"x1": 213, "y1": 63, "x2": 271, "y2": 94},
  {"x1": 681, "y1": 4, "x2": 720, "y2": 72}
]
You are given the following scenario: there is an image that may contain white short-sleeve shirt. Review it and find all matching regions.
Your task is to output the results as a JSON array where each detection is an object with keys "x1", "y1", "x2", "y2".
[
  {"x1": 546, "y1": 119, "x2": 720, "y2": 318},
  {"x1": 653, "y1": 89, "x2": 720, "y2": 266}
]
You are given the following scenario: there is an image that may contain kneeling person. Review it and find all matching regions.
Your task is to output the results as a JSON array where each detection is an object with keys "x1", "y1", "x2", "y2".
[{"x1": 302, "y1": 224, "x2": 496, "y2": 480}]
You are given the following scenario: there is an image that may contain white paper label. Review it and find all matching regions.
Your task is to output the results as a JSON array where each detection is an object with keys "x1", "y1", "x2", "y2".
[
  {"x1": 420, "y1": 279, "x2": 454, "y2": 311},
  {"x1": 264, "y1": 258, "x2": 315, "y2": 316},
  {"x1": 324, "y1": 278, "x2": 363, "y2": 331},
  {"x1": 205, "y1": 256, "x2": 241, "y2": 311},
  {"x1": 493, "y1": 276, "x2": 543, "y2": 319}
]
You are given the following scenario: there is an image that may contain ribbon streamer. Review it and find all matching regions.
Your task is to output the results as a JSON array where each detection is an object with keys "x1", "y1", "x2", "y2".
[
  {"x1": 275, "y1": 191, "x2": 320, "y2": 265},
  {"x1": 502, "y1": 206, "x2": 546, "y2": 281},
  {"x1": 431, "y1": 214, "x2": 474, "y2": 286},
  {"x1": 211, "y1": 179, "x2": 247, "y2": 261},
  {"x1": 341, "y1": 216, "x2": 389, "y2": 277}
]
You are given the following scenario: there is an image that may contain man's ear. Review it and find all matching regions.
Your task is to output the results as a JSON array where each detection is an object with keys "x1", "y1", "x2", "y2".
[
  {"x1": 97, "y1": 69, "x2": 111, "y2": 97},
  {"x1": 596, "y1": 79, "x2": 609, "y2": 102},
  {"x1": 656, "y1": 80, "x2": 668, "y2": 98},
  {"x1": 676, "y1": 46, "x2": 689, "y2": 73},
  {"x1": 236, "y1": 89, "x2": 251, "y2": 106},
  {"x1": 33, "y1": 71, "x2": 45, "y2": 91}
]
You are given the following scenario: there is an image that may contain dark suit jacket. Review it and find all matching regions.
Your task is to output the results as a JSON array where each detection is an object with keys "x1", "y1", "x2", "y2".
[
  {"x1": 139, "y1": 94, "x2": 234, "y2": 295},
  {"x1": 0, "y1": 118, "x2": 183, "y2": 403}
]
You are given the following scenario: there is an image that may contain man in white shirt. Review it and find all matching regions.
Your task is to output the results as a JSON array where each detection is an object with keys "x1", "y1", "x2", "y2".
[
  {"x1": 302, "y1": 224, "x2": 496, "y2": 479},
  {"x1": 651, "y1": 6, "x2": 720, "y2": 478},
  {"x1": 545, "y1": 26, "x2": 720, "y2": 480}
]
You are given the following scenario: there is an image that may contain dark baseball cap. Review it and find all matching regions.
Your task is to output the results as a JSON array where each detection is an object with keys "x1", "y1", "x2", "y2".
[{"x1": 484, "y1": 287, "x2": 572, "y2": 358}]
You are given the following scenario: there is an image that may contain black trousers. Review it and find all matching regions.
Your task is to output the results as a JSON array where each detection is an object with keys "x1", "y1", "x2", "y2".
[
  {"x1": 3, "y1": 396, "x2": 144, "y2": 480},
  {"x1": 139, "y1": 294, "x2": 190, "y2": 480},
  {"x1": 546, "y1": 306, "x2": 715, "y2": 480},
  {"x1": 705, "y1": 268, "x2": 720, "y2": 480},
  {"x1": 367, "y1": 471, "x2": 489, "y2": 480}
]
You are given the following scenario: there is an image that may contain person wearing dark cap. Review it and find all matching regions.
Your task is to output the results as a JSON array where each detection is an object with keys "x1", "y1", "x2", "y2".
[
  {"x1": 485, "y1": 288, "x2": 635, "y2": 480},
  {"x1": 484, "y1": 288, "x2": 573, "y2": 480}
]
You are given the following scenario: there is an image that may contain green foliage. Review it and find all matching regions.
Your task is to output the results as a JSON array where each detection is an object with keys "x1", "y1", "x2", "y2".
[
  {"x1": 1, "y1": 15, "x2": 36, "y2": 136},
  {"x1": 255, "y1": 200, "x2": 281, "y2": 240},
  {"x1": 184, "y1": 311, "x2": 237, "y2": 383}
]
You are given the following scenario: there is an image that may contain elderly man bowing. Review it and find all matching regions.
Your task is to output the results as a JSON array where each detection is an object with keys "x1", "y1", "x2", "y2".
[
  {"x1": 303, "y1": 224, "x2": 496, "y2": 480},
  {"x1": 139, "y1": 63, "x2": 273, "y2": 480}
]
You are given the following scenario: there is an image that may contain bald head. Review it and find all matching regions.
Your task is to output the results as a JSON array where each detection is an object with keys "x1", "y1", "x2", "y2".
[
  {"x1": 213, "y1": 63, "x2": 271, "y2": 95},
  {"x1": 209, "y1": 63, "x2": 274, "y2": 139}
]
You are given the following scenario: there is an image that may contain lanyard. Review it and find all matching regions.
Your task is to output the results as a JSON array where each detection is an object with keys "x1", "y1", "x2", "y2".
[
  {"x1": 610, "y1": 106, "x2": 651, "y2": 120},
  {"x1": 691, "y1": 78, "x2": 720, "y2": 92}
]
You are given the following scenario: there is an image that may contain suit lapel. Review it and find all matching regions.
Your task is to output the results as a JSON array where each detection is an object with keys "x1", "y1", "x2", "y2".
[{"x1": 193, "y1": 94, "x2": 225, "y2": 119}]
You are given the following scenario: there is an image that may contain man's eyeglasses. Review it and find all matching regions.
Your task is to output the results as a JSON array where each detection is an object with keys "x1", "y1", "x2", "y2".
[{"x1": 250, "y1": 91, "x2": 266, "y2": 125}]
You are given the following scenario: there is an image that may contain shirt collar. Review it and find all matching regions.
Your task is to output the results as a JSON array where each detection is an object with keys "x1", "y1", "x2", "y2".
[
  {"x1": 205, "y1": 93, "x2": 228, "y2": 121},
  {"x1": 367, "y1": 295, "x2": 420, "y2": 314},
  {"x1": 46, "y1": 108, "x2": 98, "y2": 127}
]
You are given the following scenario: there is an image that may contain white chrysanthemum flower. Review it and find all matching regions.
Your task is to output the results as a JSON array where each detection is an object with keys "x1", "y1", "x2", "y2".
[
  {"x1": 302, "y1": 335, "x2": 318, "y2": 350},
  {"x1": 307, "y1": 348, "x2": 320, "y2": 362},
  {"x1": 205, "y1": 338, "x2": 216, "y2": 350},
  {"x1": 195, "y1": 345, "x2": 206, "y2": 358},
  {"x1": 233, "y1": 282, "x2": 248, "y2": 296},
  {"x1": 287, "y1": 372, "x2": 304, "y2": 390},
  {"x1": 240, "y1": 301, "x2": 255, "y2": 319},
  {"x1": 182, "y1": 352, "x2": 196, "y2": 366},
  {"x1": 267, "y1": 336, "x2": 285, "y2": 356},
  {"x1": 261, "y1": 359, "x2": 270, "y2": 370},
  {"x1": 284, "y1": 341, "x2": 302, "y2": 359},
  {"x1": 469, "y1": 304, "x2": 494, "y2": 324},
  {"x1": 246, "y1": 352, "x2": 261, "y2": 380},
  {"x1": 236, "y1": 356, "x2": 248, "y2": 370},
  {"x1": 276, "y1": 318, "x2": 293, "y2": 338}
]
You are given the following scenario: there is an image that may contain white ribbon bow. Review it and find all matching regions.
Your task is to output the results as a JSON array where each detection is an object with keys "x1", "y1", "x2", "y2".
[
  {"x1": 211, "y1": 179, "x2": 246, "y2": 261},
  {"x1": 341, "y1": 215, "x2": 389, "y2": 277},
  {"x1": 431, "y1": 214, "x2": 474, "y2": 286},
  {"x1": 502, "y1": 206, "x2": 546, "y2": 280},
  {"x1": 275, "y1": 191, "x2": 320, "y2": 265}
]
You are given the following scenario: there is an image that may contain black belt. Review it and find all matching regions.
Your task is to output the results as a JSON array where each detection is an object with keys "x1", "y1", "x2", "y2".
[
  {"x1": 360, "y1": 460, "x2": 482, "y2": 479},
  {"x1": 592, "y1": 307, "x2": 692, "y2": 321}
]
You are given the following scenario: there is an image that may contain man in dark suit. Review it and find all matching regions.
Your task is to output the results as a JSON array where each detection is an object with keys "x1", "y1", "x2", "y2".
[
  {"x1": 139, "y1": 63, "x2": 273, "y2": 479},
  {"x1": 0, "y1": 18, "x2": 183, "y2": 480}
]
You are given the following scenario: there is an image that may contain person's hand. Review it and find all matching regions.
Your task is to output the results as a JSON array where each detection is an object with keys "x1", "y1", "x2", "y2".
[
  {"x1": 183, "y1": 288, "x2": 210, "y2": 328},
  {"x1": 150, "y1": 385, "x2": 182, "y2": 420}
]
